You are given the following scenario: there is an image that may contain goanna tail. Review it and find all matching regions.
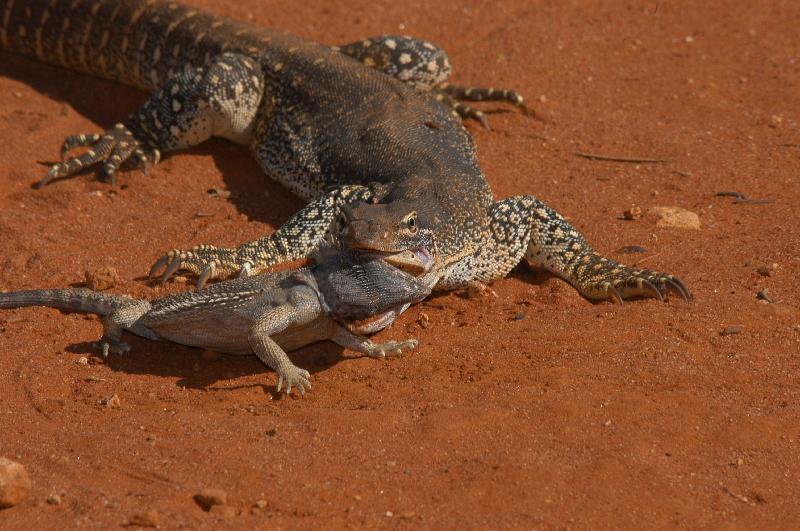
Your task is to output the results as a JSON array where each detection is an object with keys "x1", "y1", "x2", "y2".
[{"x1": 0, "y1": 288, "x2": 134, "y2": 316}]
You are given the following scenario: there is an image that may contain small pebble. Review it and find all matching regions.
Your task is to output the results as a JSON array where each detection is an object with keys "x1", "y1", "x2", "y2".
[
  {"x1": 0, "y1": 457, "x2": 32, "y2": 509},
  {"x1": 513, "y1": 312, "x2": 525, "y2": 321},
  {"x1": 85, "y1": 266, "x2": 119, "y2": 291},
  {"x1": 76, "y1": 356, "x2": 89, "y2": 366},
  {"x1": 417, "y1": 312, "x2": 430, "y2": 329},
  {"x1": 623, "y1": 206, "x2": 642, "y2": 220},
  {"x1": 207, "y1": 188, "x2": 232, "y2": 199},
  {"x1": 252, "y1": 499, "x2": 268, "y2": 510},
  {"x1": 46, "y1": 493, "x2": 61, "y2": 505},
  {"x1": 209, "y1": 505, "x2": 236, "y2": 518},
  {"x1": 127, "y1": 510, "x2": 160, "y2": 528},
  {"x1": 194, "y1": 488, "x2": 228, "y2": 511},
  {"x1": 100, "y1": 394, "x2": 121, "y2": 408},
  {"x1": 756, "y1": 288, "x2": 773, "y2": 303},
  {"x1": 720, "y1": 325, "x2": 742, "y2": 336},
  {"x1": 650, "y1": 206, "x2": 701, "y2": 230}
]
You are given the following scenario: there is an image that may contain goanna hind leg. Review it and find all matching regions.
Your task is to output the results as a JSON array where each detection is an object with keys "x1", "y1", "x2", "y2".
[
  {"x1": 439, "y1": 195, "x2": 689, "y2": 302},
  {"x1": 334, "y1": 35, "x2": 529, "y2": 127}
]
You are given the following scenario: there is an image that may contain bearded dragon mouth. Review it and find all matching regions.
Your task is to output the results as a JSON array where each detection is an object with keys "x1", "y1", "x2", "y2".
[{"x1": 362, "y1": 246, "x2": 434, "y2": 276}]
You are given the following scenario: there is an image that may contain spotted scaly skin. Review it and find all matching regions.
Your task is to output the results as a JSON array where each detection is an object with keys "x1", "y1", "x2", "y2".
[{"x1": 1, "y1": 0, "x2": 687, "y2": 302}]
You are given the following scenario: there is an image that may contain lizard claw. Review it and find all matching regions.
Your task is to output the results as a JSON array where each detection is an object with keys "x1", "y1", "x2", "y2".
[
  {"x1": 149, "y1": 246, "x2": 238, "y2": 288},
  {"x1": 97, "y1": 337, "x2": 130, "y2": 357},
  {"x1": 592, "y1": 267, "x2": 690, "y2": 303},
  {"x1": 276, "y1": 367, "x2": 312, "y2": 396},
  {"x1": 37, "y1": 123, "x2": 158, "y2": 188},
  {"x1": 367, "y1": 338, "x2": 418, "y2": 359}
]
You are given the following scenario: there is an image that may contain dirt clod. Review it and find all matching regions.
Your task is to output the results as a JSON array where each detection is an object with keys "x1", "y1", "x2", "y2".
[
  {"x1": 194, "y1": 489, "x2": 228, "y2": 511},
  {"x1": 720, "y1": 326, "x2": 742, "y2": 336},
  {"x1": 623, "y1": 206, "x2": 642, "y2": 220},
  {"x1": 650, "y1": 206, "x2": 701, "y2": 230},
  {"x1": 127, "y1": 510, "x2": 161, "y2": 528},
  {"x1": 0, "y1": 457, "x2": 32, "y2": 509},
  {"x1": 84, "y1": 266, "x2": 120, "y2": 291},
  {"x1": 417, "y1": 312, "x2": 430, "y2": 329},
  {"x1": 100, "y1": 394, "x2": 121, "y2": 408}
]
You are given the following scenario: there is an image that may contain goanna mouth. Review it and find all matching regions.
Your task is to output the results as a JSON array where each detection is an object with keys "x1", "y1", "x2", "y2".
[{"x1": 363, "y1": 247, "x2": 434, "y2": 276}]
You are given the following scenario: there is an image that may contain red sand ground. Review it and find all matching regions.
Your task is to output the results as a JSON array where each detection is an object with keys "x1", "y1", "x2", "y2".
[{"x1": 1, "y1": 0, "x2": 798, "y2": 528}]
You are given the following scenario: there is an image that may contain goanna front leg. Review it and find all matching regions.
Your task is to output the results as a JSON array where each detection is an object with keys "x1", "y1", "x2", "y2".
[
  {"x1": 334, "y1": 35, "x2": 529, "y2": 127},
  {"x1": 150, "y1": 185, "x2": 376, "y2": 288},
  {"x1": 438, "y1": 195, "x2": 689, "y2": 302},
  {"x1": 38, "y1": 53, "x2": 264, "y2": 187}
]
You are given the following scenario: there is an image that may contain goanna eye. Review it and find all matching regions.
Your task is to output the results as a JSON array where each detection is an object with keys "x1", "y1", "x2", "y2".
[{"x1": 408, "y1": 217, "x2": 416, "y2": 228}]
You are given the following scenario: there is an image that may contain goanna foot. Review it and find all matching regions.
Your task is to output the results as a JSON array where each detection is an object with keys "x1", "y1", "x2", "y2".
[
  {"x1": 149, "y1": 245, "x2": 246, "y2": 289},
  {"x1": 582, "y1": 266, "x2": 690, "y2": 304},
  {"x1": 366, "y1": 338, "x2": 419, "y2": 359},
  {"x1": 276, "y1": 366, "x2": 312, "y2": 397},
  {"x1": 37, "y1": 123, "x2": 159, "y2": 188},
  {"x1": 434, "y1": 83, "x2": 535, "y2": 128},
  {"x1": 96, "y1": 336, "x2": 131, "y2": 357}
]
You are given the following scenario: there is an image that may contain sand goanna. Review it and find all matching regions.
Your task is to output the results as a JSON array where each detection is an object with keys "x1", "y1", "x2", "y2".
[{"x1": 0, "y1": 0, "x2": 688, "y2": 303}]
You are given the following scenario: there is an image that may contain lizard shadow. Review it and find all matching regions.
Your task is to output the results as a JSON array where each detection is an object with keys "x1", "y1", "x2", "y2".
[
  {"x1": 0, "y1": 53, "x2": 302, "y2": 229},
  {"x1": 65, "y1": 336, "x2": 351, "y2": 396}
]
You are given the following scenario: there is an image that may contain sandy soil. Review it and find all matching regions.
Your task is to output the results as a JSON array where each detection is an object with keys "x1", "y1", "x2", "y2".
[{"x1": 1, "y1": 0, "x2": 798, "y2": 528}]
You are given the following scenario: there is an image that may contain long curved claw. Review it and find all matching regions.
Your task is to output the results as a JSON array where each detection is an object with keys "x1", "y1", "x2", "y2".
[
  {"x1": 197, "y1": 264, "x2": 216, "y2": 290},
  {"x1": 148, "y1": 255, "x2": 170, "y2": 278},
  {"x1": 666, "y1": 278, "x2": 691, "y2": 301},
  {"x1": 606, "y1": 283, "x2": 624, "y2": 304},
  {"x1": 161, "y1": 255, "x2": 184, "y2": 284},
  {"x1": 640, "y1": 279, "x2": 665, "y2": 302}
]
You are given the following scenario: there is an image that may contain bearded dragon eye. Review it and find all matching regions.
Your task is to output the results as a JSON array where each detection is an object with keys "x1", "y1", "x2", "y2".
[{"x1": 408, "y1": 217, "x2": 416, "y2": 228}]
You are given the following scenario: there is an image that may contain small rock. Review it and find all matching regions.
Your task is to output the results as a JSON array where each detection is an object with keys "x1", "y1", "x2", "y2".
[
  {"x1": 417, "y1": 312, "x2": 430, "y2": 329},
  {"x1": 85, "y1": 266, "x2": 120, "y2": 291},
  {"x1": 464, "y1": 282, "x2": 498, "y2": 298},
  {"x1": 756, "y1": 288, "x2": 773, "y2": 303},
  {"x1": 209, "y1": 505, "x2": 236, "y2": 518},
  {"x1": 207, "y1": 188, "x2": 232, "y2": 199},
  {"x1": 76, "y1": 356, "x2": 89, "y2": 366},
  {"x1": 46, "y1": 493, "x2": 61, "y2": 505},
  {"x1": 720, "y1": 325, "x2": 742, "y2": 336},
  {"x1": 100, "y1": 394, "x2": 121, "y2": 408},
  {"x1": 0, "y1": 457, "x2": 32, "y2": 509},
  {"x1": 623, "y1": 206, "x2": 642, "y2": 220},
  {"x1": 513, "y1": 312, "x2": 525, "y2": 321},
  {"x1": 127, "y1": 510, "x2": 160, "y2": 528},
  {"x1": 194, "y1": 488, "x2": 228, "y2": 511},
  {"x1": 265, "y1": 428, "x2": 278, "y2": 438},
  {"x1": 252, "y1": 499, "x2": 268, "y2": 510},
  {"x1": 651, "y1": 206, "x2": 701, "y2": 230}
]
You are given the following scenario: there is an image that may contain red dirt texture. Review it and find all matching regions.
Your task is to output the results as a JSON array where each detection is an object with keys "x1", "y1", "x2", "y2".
[{"x1": 1, "y1": 0, "x2": 799, "y2": 528}]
